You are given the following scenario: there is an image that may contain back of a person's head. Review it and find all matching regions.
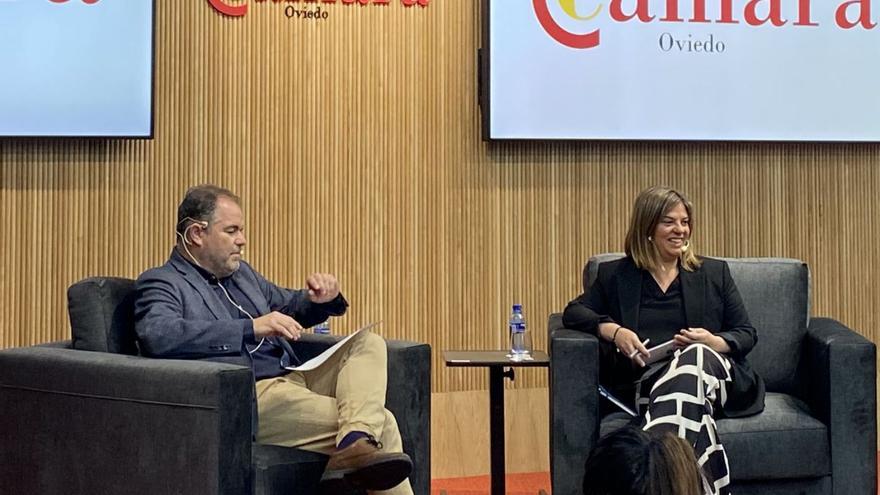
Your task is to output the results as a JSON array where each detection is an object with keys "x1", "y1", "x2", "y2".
[{"x1": 582, "y1": 426, "x2": 702, "y2": 495}]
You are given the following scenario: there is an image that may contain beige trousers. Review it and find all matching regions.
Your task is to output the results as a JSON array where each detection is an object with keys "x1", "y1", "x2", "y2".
[{"x1": 255, "y1": 330, "x2": 413, "y2": 495}]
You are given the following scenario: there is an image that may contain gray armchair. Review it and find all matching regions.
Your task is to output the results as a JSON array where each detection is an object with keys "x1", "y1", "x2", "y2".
[
  {"x1": 549, "y1": 254, "x2": 876, "y2": 495},
  {"x1": 0, "y1": 277, "x2": 431, "y2": 495}
]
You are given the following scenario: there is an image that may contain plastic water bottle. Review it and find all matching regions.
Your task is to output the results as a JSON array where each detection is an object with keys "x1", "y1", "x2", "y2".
[
  {"x1": 314, "y1": 320, "x2": 330, "y2": 335},
  {"x1": 509, "y1": 304, "x2": 528, "y2": 357}
]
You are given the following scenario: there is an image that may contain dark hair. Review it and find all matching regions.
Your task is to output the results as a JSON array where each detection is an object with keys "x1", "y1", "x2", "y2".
[
  {"x1": 583, "y1": 426, "x2": 703, "y2": 495},
  {"x1": 176, "y1": 184, "x2": 240, "y2": 235}
]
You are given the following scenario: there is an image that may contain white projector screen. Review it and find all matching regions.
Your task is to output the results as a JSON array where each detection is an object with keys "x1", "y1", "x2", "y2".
[
  {"x1": 485, "y1": 0, "x2": 880, "y2": 141},
  {"x1": 0, "y1": 0, "x2": 154, "y2": 138}
]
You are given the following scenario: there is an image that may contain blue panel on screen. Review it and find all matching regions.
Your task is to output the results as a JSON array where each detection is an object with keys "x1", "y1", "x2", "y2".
[{"x1": 0, "y1": 0, "x2": 154, "y2": 138}]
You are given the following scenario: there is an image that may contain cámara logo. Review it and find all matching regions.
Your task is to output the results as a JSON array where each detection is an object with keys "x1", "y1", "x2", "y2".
[
  {"x1": 207, "y1": 0, "x2": 429, "y2": 18},
  {"x1": 533, "y1": 0, "x2": 879, "y2": 50}
]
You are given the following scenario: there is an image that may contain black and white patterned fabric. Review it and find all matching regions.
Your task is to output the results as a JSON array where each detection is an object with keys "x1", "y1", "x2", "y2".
[{"x1": 638, "y1": 344, "x2": 733, "y2": 495}]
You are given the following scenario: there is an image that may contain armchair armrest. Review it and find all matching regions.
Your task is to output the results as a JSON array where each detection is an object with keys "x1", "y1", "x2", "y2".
[
  {"x1": 548, "y1": 313, "x2": 600, "y2": 495},
  {"x1": 0, "y1": 347, "x2": 253, "y2": 495},
  {"x1": 385, "y1": 339, "x2": 431, "y2": 495},
  {"x1": 802, "y1": 317, "x2": 877, "y2": 495},
  {"x1": 35, "y1": 339, "x2": 73, "y2": 349},
  {"x1": 287, "y1": 332, "x2": 432, "y2": 495}
]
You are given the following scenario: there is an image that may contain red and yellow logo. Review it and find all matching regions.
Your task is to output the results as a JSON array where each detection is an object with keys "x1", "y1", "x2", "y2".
[{"x1": 533, "y1": 0, "x2": 600, "y2": 49}]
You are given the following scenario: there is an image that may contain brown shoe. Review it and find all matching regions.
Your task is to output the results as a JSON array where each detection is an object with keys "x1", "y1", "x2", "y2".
[{"x1": 320, "y1": 435, "x2": 412, "y2": 493}]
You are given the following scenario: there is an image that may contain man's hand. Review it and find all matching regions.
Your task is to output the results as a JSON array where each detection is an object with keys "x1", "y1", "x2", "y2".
[
  {"x1": 674, "y1": 328, "x2": 730, "y2": 354},
  {"x1": 306, "y1": 273, "x2": 340, "y2": 303},
  {"x1": 253, "y1": 311, "x2": 303, "y2": 341}
]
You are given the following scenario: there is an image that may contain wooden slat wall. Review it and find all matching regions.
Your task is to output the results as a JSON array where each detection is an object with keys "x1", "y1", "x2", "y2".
[{"x1": 1, "y1": 1, "x2": 879, "y2": 400}]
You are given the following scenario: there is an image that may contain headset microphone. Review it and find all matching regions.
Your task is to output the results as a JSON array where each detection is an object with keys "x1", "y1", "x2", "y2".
[
  {"x1": 175, "y1": 219, "x2": 209, "y2": 269},
  {"x1": 213, "y1": 279, "x2": 264, "y2": 354}
]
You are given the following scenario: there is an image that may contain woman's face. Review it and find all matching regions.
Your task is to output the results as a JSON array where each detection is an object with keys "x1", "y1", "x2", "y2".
[{"x1": 652, "y1": 202, "x2": 690, "y2": 263}]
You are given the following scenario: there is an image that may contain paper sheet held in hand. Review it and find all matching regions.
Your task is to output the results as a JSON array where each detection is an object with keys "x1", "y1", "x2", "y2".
[{"x1": 284, "y1": 321, "x2": 381, "y2": 372}]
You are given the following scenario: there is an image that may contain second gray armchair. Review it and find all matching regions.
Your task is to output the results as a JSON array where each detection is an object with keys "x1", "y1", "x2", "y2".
[{"x1": 549, "y1": 254, "x2": 876, "y2": 495}]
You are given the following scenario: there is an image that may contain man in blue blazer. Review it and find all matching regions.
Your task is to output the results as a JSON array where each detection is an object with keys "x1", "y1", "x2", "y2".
[{"x1": 134, "y1": 184, "x2": 413, "y2": 494}]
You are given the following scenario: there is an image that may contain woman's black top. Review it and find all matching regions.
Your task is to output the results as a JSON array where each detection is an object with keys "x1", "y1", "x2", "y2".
[
  {"x1": 562, "y1": 256, "x2": 765, "y2": 418},
  {"x1": 637, "y1": 271, "x2": 686, "y2": 347}
]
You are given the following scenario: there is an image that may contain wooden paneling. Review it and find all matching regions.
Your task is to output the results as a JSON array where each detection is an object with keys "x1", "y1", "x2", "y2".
[
  {"x1": 1, "y1": 1, "x2": 879, "y2": 404},
  {"x1": 431, "y1": 388, "x2": 549, "y2": 478}
]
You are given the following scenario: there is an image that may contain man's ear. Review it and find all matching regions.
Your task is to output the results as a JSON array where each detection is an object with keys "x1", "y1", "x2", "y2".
[{"x1": 187, "y1": 222, "x2": 207, "y2": 247}]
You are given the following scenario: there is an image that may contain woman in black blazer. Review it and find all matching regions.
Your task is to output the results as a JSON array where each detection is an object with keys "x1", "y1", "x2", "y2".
[{"x1": 564, "y1": 186, "x2": 765, "y2": 495}]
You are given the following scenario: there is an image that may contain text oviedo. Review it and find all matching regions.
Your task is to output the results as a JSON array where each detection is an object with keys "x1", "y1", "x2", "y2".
[{"x1": 209, "y1": 0, "x2": 428, "y2": 17}]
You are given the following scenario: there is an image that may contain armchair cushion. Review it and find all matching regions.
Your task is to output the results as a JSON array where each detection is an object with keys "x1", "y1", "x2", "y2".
[
  {"x1": 719, "y1": 393, "x2": 829, "y2": 480},
  {"x1": 724, "y1": 259, "x2": 809, "y2": 395},
  {"x1": 68, "y1": 277, "x2": 138, "y2": 355},
  {"x1": 253, "y1": 445, "x2": 331, "y2": 495},
  {"x1": 599, "y1": 394, "x2": 830, "y2": 479}
]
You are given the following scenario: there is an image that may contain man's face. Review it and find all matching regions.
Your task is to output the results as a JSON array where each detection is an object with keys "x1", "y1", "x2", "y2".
[{"x1": 196, "y1": 196, "x2": 246, "y2": 278}]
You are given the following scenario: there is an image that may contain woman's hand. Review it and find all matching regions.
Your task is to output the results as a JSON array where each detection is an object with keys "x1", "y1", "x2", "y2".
[
  {"x1": 615, "y1": 328, "x2": 649, "y2": 367},
  {"x1": 674, "y1": 328, "x2": 730, "y2": 354}
]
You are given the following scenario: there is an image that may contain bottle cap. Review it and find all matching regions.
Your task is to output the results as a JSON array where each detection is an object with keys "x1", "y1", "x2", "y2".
[
  {"x1": 512, "y1": 304, "x2": 523, "y2": 312},
  {"x1": 314, "y1": 321, "x2": 330, "y2": 334}
]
